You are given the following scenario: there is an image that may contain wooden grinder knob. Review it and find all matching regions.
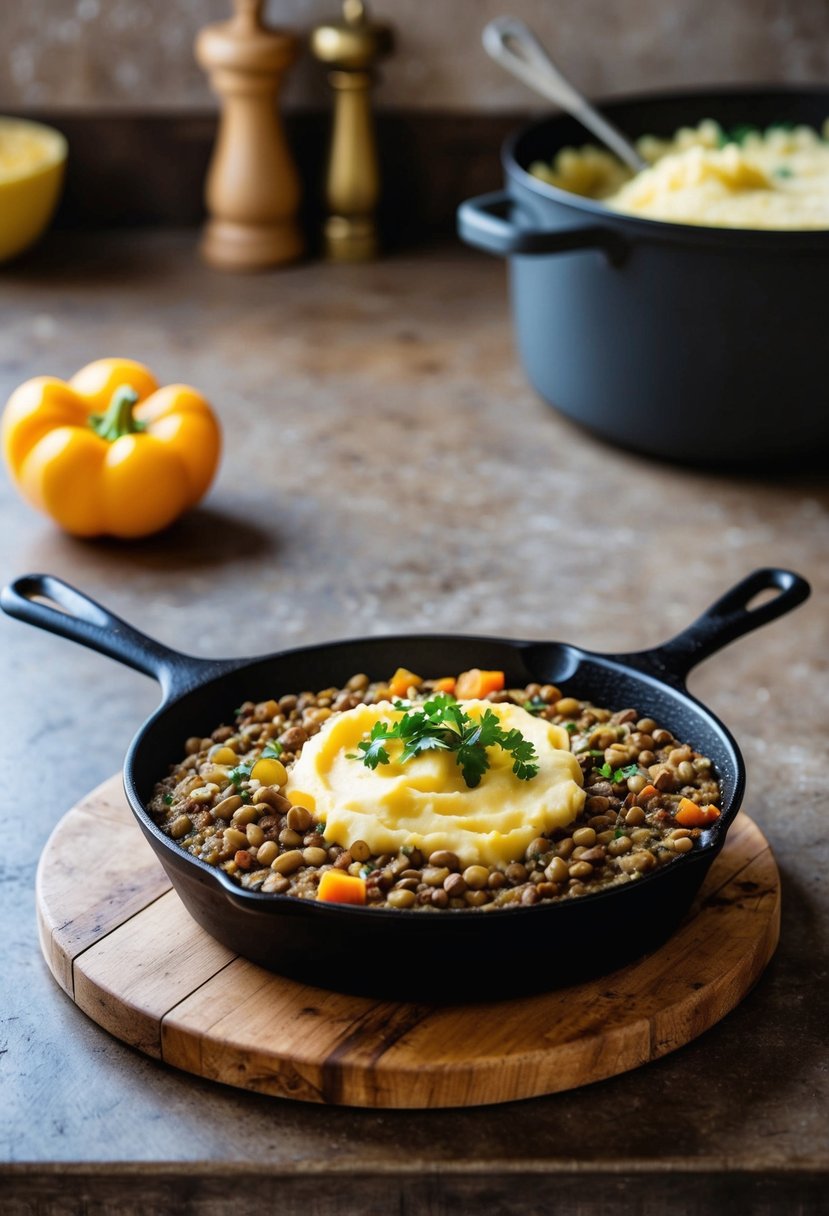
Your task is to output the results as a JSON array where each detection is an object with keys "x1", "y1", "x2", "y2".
[{"x1": 195, "y1": 0, "x2": 304, "y2": 270}]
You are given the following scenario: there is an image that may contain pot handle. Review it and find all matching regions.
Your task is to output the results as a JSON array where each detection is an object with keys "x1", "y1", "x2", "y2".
[
  {"x1": 457, "y1": 190, "x2": 627, "y2": 262},
  {"x1": 0, "y1": 573, "x2": 239, "y2": 700},
  {"x1": 621, "y1": 568, "x2": 811, "y2": 686}
]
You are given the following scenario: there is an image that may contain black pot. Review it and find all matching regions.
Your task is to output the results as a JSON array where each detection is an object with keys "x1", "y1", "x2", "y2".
[
  {"x1": 457, "y1": 87, "x2": 829, "y2": 465},
  {"x1": 2, "y1": 569, "x2": 809, "y2": 1001}
]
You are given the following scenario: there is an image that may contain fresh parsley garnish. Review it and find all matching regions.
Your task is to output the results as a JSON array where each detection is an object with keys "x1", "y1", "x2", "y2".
[
  {"x1": 563, "y1": 722, "x2": 578, "y2": 734},
  {"x1": 228, "y1": 763, "x2": 252, "y2": 788},
  {"x1": 598, "y1": 762, "x2": 640, "y2": 783},
  {"x1": 773, "y1": 165, "x2": 794, "y2": 178},
  {"x1": 261, "y1": 740, "x2": 284, "y2": 759},
  {"x1": 523, "y1": 697, "x2": 547, "y2": 716},
  {"x1": 717, "y1": 122, "x2": 758, "y2": 147},
  {"x1": 352, "y1": 694, "x2": 539, "y2": 789},
  {"x1": 163, "y1": 793, "x2": 174, "y2": 805}
]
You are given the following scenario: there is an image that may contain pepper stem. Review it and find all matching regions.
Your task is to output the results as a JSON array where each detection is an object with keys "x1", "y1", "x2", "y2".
[{"x1": 88, "y1": 385, "x2": 146, "y2": 442}]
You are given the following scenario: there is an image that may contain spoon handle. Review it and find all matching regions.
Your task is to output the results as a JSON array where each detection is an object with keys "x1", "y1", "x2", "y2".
[{"x1": 483, "y1": 17, "x2": 647, "y2": 173}]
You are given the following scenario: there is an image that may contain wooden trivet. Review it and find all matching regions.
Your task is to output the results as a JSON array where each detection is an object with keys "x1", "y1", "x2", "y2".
[{"x1": 36, "y1": 775, "x2": 780, "y2": 1109}]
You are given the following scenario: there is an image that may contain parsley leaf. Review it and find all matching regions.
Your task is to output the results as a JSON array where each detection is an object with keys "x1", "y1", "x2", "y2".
[
  {"x1": 356, "y1": 726, "x2": 393, "y2": 769},
  {"x1": 598, "y1": 762, "x2": 640, "y2": 782},
  {"x1": 228, "y1": 763, "x2": 252, "y2": 788},
  {"x1": 261, "y1": 740, "x2": 283, "y2": 759}
]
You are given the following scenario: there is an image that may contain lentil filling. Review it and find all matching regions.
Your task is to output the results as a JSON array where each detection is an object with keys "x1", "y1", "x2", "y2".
[{"x1": 149, "y1": 672, "x2": 722, "y2": 910}]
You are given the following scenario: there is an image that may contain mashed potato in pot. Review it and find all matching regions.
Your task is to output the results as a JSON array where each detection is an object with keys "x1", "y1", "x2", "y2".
[{"x1": 530, "y1": 119, "x2": 829, "y2": 230}]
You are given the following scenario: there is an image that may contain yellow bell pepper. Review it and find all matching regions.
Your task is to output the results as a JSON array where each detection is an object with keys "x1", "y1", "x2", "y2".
[{"x1": 1, "y1": 357, "x2": 221, "y2": 538}]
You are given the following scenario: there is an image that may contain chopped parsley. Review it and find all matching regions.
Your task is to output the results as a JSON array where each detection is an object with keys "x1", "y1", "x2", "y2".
[
  {"x1": 563, "y1": 722, "x2": 578, "y2": 734},
  {"x1": 261, "y1": 740, "x2": 284, "y2": 759},
  {"x1": 598, "y1": 762, "x2": 640, "y2": 783},
  {"x1": 717, "y1": 123, "x2": 759, "y2": 147},
  {"x1": 773, "y1": 165, "x2": 794, "y2": 178},
  {"x1": 522, "y1": 697, "x2": 547, "y2": 716},
  {"x1": 228, "y1": 763, "x2": 252, "y2": 788},
  {"x1": 163, "y1": 793, "x2": 174, "y2": 805},
  {"x1": 351, "y1": 693, "x2": 539, "y2": 789}
]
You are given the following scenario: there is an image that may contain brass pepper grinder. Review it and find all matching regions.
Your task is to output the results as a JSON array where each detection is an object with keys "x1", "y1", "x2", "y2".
[
  {"x1": 195, "y1": 0, "x2": 303, "y2": 270},
  {"x1": 311, "y1": 0, "x2": 393, "y2": 261}
]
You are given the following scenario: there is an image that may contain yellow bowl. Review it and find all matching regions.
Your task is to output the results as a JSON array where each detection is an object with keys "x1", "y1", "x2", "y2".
[{"x1": 0, "y1": 117, "x2": 67, "y2": 264}]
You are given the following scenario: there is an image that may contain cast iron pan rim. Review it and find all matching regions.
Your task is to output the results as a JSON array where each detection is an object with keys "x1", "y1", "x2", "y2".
[
  {"x1": 502, "y1": 82, "x2": 829, "y2": 244},
  {"x1": 122, "y1": 630, "x2": 745, "y2": 922}
]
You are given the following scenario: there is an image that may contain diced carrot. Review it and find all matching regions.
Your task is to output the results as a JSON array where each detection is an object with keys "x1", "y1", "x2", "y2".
[
  {"x1": 432, "y1": 677, "x2": 456, "y2": 694},
  {"x1": 317, "y1": 870, "x2": 367, "y2": 905},
  {"x1": 455, "y1": 669, "x2": 506, "y2": 700},
  {"x1": 636, "y1": 784, "x2": 660, "y2": 804},
  {"x1": 675, "y1": 798, "x2": 721, "y2": 827},
  {"x1": 389, "y1": 667, "x2": 422, "y2": 698}
]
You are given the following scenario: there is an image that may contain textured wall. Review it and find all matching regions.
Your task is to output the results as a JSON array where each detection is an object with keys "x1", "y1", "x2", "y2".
[{"x1": 2, "y1": 0, "x2": 829, "y2": 112}]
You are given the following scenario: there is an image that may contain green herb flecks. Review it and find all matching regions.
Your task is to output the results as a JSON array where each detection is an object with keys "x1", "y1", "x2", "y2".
[
  {"x1": 717, "y1": 123, "x2": 760, "y2": 147},
  {"x1": 598, "y1": 762, "x2": 640, "y2": 783},
  {"x1": 523, "y1": 697, "x2": 547, "y2": 716},
  {"x1": 352, "y1": 694, "x2": 540, "y2": 789},
  {"x1": 773, "y1": 165, "x2": 794, "y2": 178},
  {"x1": 261, "y1": 740, "x2": 284, "y2": 759},
  {"x1": 163, "y1": 793, "x2": 174, "y2": 805},
  {"x1": 228, "y1": 763, "x2": 252, "y2": 789}
]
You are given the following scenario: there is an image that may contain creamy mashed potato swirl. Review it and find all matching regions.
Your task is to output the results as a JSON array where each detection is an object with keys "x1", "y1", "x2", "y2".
[
  {"x1": 530, "y1": 119, "x2": 829, "y2": 230},
  {"x1": 285, "y1": 700, "x2": 585, "y2": 867}
]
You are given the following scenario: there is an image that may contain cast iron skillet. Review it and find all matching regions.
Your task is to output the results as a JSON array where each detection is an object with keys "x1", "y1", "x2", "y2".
[{"x1": 2, "y1": 568, "x2": 809, "y2": 1001}]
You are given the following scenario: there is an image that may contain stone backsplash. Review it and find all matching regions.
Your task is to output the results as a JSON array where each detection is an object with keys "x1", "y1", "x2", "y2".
[{"x1": 2, "y1": 0, "x2": 828, "y2": 113}]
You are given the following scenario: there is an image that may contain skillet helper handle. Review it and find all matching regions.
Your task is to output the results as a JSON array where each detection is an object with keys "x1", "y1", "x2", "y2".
[
  {"x1": 0, "y1": 573, "x2": 228, "y2": 699},
  {"x1": 631, "y1": 568, "x2": 811, "y2": 686},
  {"x1": 457, "y1": 191, "x2": 626, "y2": 262}
]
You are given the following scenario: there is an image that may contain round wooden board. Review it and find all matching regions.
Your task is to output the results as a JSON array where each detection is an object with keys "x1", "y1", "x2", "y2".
[{"x1": 37, "y1": 775, "x2": 780, "y2": 1109}]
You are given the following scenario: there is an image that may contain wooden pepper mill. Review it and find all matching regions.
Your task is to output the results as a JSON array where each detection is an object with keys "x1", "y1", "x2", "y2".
[
  {"x1": 311, "y1": 0, "x2": 393, "y2": 261},
  {"x1": 195, "y1": 0, "x2": 303, "y2": 270}
]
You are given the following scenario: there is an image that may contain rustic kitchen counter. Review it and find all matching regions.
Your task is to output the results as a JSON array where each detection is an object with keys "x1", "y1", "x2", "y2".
[{"x1": 0, "y1": 232, "x2": 826, "y2": 1215}]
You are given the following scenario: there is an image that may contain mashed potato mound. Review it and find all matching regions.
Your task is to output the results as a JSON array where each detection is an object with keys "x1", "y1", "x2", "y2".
[{"x1": 285, "y1": 700, "x2": 585, "y2": 867}]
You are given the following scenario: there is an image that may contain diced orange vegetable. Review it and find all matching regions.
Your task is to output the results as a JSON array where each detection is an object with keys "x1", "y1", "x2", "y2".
[
  {"x1": 675, "y1": 798, "x2": 721, "y2": 827},
  {"x1": 636, "y1": 784, "x2": 660, "y2": 803},
  {"x1": 317, "y1": 870, "x2": 367, "y2": 905},
  {"x1": 389, "y1": 667, "x2": 422, "y2": 698},
  {"x1": 455, "y1": 669, "x2": 506, "y2": 700},
  {"x1": 432, "y1": 677, "x2": 456, "y2": 694}
]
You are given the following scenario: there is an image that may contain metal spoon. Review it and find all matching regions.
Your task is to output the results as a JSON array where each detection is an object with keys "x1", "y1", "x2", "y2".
[{"x1": 483, "y1": 17, "x2": 647, "y2": 173}]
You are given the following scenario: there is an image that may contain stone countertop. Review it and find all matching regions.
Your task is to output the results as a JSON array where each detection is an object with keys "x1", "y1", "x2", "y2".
[{"x1": 0, "y1": 233, "x2": 826, "y2": 1215}]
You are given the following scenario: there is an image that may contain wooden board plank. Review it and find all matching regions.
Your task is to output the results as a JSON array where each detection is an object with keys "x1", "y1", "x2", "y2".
[
  {"x1": 36, "y1": 776, "x2": 171, "y2": 996},
  {"x1": 36, "y1": 780, "x2": 781, "y2": 1108},
  {"x1": 73, "y1": 889, "x2": 235, "y2": 1058}
]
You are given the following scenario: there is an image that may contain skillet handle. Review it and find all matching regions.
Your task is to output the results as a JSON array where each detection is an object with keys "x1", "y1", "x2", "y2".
[
  {"x1": 624, "y1": 568, "x2": 811, "y2": 686},
  {"x1": 0, "y1": 574, "x2": 235, "y2": 700}
]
